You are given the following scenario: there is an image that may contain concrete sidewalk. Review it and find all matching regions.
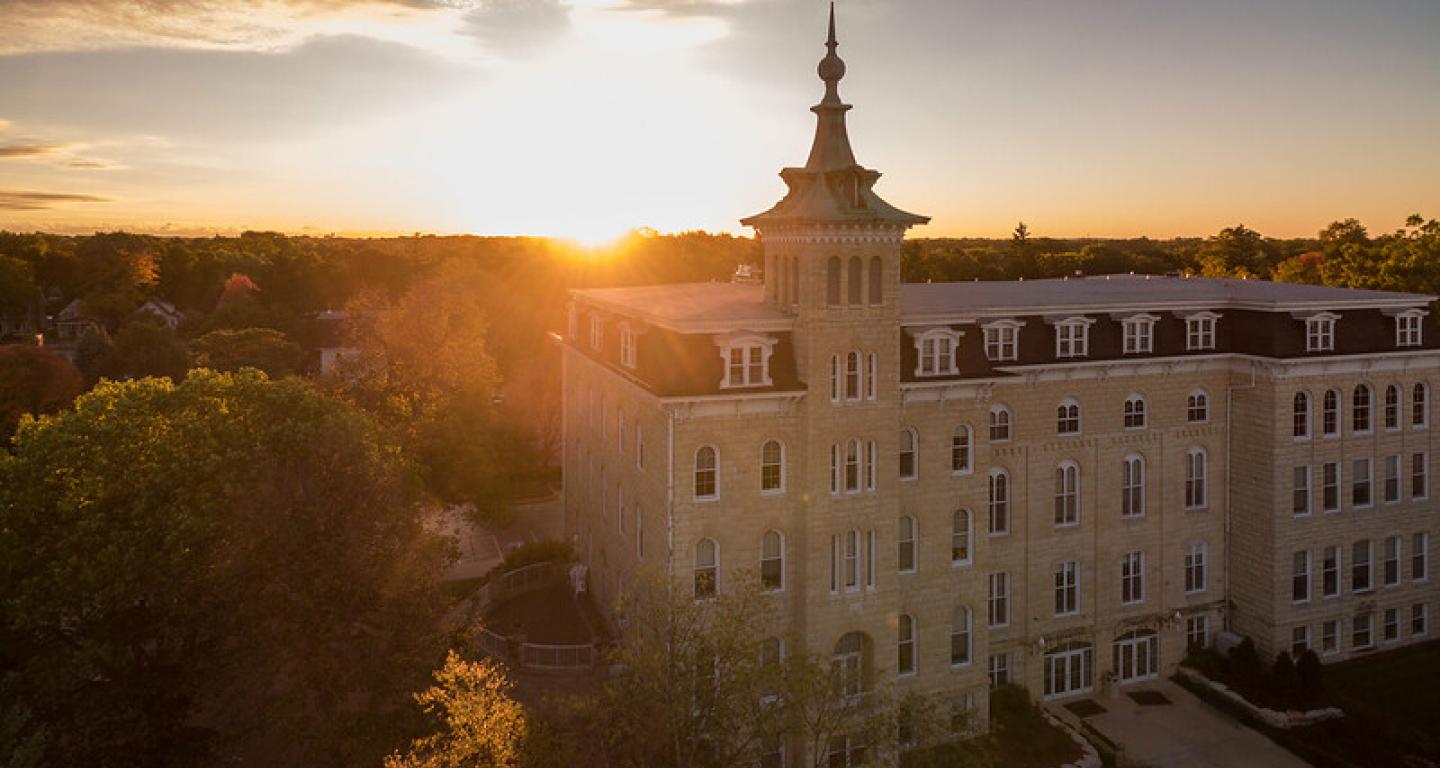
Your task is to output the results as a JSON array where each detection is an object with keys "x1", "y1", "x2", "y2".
[{"x1": 1050, "y1": 679, "x2": 1311, "y2": 768}]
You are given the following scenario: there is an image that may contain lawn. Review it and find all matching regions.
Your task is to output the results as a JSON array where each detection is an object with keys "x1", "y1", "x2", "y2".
[{"x1": 1178, "y1": 640, "x2": 1440, "y2": 768}]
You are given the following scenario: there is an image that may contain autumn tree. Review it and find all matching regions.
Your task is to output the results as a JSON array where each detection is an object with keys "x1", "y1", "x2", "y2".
[
  {"x1": 0, "y1": 370, "x2": 453, "y2": 767},
  {"x1": 0, "y1": 345, "x2": 83, "y2": 440},
  {"x1": 385, "y1": 652, "x2": 533, "y2": 768}
]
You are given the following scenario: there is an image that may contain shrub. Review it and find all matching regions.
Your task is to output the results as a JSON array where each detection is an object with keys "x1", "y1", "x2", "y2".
[
  {"x1": 1229, "y1": 637, "x2": 1263, "y2": 683},
  {"x1": 1296, "y1": 649, "x2": 1323, "y2": 696},
  {"x1": 1273, "y1": 651, "x2": 1298, "y2": 691}
]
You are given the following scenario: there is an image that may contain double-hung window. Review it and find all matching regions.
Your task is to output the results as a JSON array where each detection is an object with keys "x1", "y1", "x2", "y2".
[
  {"x1": 1054, "y1": 561, "x2": 1079, "y2": 616},
  {"x1": 988, "y1": 572, "x2": 1010, "y2": 627},
  {"x1": 719, "y1": 336, "x2": 774, "y2": 389},
  {"x1": 1397, "y1": 310, "x2": 1425, "y2": 347},
  {"x1": 1186, "y1": 313, "x2": 1218, "y2": 350},
  {"x1": 1054, "y1": 462, "x2": 1079, "y2": 526},
  {"x1": 1293, "y1": 466, "x2": 1311, "y2": 516},
  {"x1": 1353, "y1": 458, "x2": 1373, "y2": 508},
  {"x1": 1185, "y1": 543, "x2": 1207, "y2": 593},
  {"x1": 1305, "y1": 313, "x2": 1338, "y2": 352},
  {"x1": 1121, "y1": 551, "x2": 1145, "y2": 605},
  {"x1": 1054, "y1": 318, "x2": 1092, "y2": 358},
  {"x1": 1322, "y1": 462, "x2": 1339, "y2": 512},
  {"x1": 1122, "y1": 315, "x2": 1156, "y2": 354},
  {"x1": 982, "y1": 320, "x2": 1021, "y2": 362},
  {"x1": 1292, "y1": 550, "x2": 1311, "y2": 603},
  {"x1": 915, "y1": 329, "x2": 960, "y2": 376},
  {"x1": 1353, "y1": 540, "x2": 1373, "y2": 592},
  {"x1": 1322, "y1": 546, "x2": 1340, "y2": 597}
]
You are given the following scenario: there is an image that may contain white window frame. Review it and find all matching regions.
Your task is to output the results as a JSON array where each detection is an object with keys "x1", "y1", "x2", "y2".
[
  {"x1": 982, "y1": 319, "x2": 1023, "y2": 362},
  {"x1": 951, "y1": 607, "x2": 973, "y2": 667},
  {"x1": 1292, "y1": 550, "x2": 1312, "y2": 604},
  {"x1": 760, "y1": 439, "x2": 785, "y2": 494},
  {"x1": 1304, "y1": 312, "x2": 1339, "y2": 353},
  {"x1": 1353, "y1": 613, "x2": 1375, "y2": 650},
  {"x1": 1322, "y1": 389, "x2": 1340, "y2": 437},
  {"x1": 952, "y1": 508, "x2": 973, "y2": 565},
  {"x1": 1293, "y1": 465, "x2": 1311, "y2": 517},
  {"x1": 899, "y1": 427, "x2": 918, "y2": 481},
  {"x1": 1122, "y1": 454, "x2": 1145, "y2": 518},
  {"x1": 1184, "y1": 311, "x2": 1219, "y2": 351},
  {"x1": 1057, "y1": 398, "x2": 1082, "y2": 435},
  {"x1": 717, "y1": 333, "x2": 776, "y2": 389},
  {"x1": 619, "y1": 324, "x2": 638, "y2": 369},
  {"x1": 1322, "y1": 545, "x2": 1341, "y2": 598},
  {"x1": 1322, "y1": 461, "x2": 1339, "y2": 512},
  {"x1": 1121, "y1": 551, "x2": 1146, "y2": 605},
  {"x1": 951, "y1": 425, "x2": 973, "y2": 475},
  {"x1": 1384, "y1": 534, "x2": 1402, "y2": 587},
  {"x1": 1293, "y1": 391, "x2": 1311, "y2": 440},
  {"x1": 1385, "y1": 454, "x2": 1401, "y2": 503},
  {"x1": 1353, "y1": 457, "x2": 1373, "y2": 509},
  {"x1": 1121, "y1": 313, "x2": 1158, "y2": 354},
  {"x1": 898, "y1": 614, "x2": 916, "y2": 677},
  {"x1": 694, "y1": 445, "x2": 719, "y2": 501},
  {"x1": 988, "y1": 469, "x2": 1010, "y2": 536},
  {"x1": 1187, "y1": 390, "x2": 1209, "y2": 423},
  {"x1": 1123, "y1": 394, "x2": 1147, "y2": 430},
  {"x1": 988, "y1": 572, "x2": 1010, "y2": 628},
  {"x1": 761, "y1": 530, "x2": 784, "y2": 592},
  {"x1": 694, "y1": 538, "x2": 719, "y2": 599},
  {"x1": 1413, "y1": 383, "x2": 1429, "y2": 428},
  {"x1": 1054, "y1": 560, "x2": 1079, "y2": 617},
  {"x1": 1413, "y1": 603, "x2": 1430, "y2": 638},
  {"x1": 1185, "y1": 542, "x2": 1207, "y2": 594},
  {"x1": 1385, "y1": 384, "x2": 1402, "y2": 431},
  {"x1": 1185, "y1": 448, "x2": 1208, "y2": 509},
  {"x1": 1353, "y1": 539, "x2": 1373, "y2": 592},
  {"x1": 898, "y1": 515, "x2": 917, "y2": 574},
  {"x1": 1321, "y1": 619, "x2": 1339, "y2": 655},
  {"x1": 914, "y1": 327, "x2": 961, "y2": 377},
  {"x1": 1353, "y1": 384, "x2": 1373, "y2": 433},
  {"x1": 1054, "y1": 461, "x2": 1080, "y2": 527},
  {"x1": 1414, "y1": 531, "x2": 1429, "y2": 582},
  {"x1": 1396, "y1": 308, "x2": 1426, "y2": 347},
  {"x1": 1054, "y1": 317, "x2": 1094, "y2": 358},
  {"x1": 989, "y1": 405, "x2": 1012, "y2": 442}
]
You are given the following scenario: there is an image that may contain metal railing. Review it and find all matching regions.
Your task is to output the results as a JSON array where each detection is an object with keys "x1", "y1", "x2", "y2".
[
  {"x1": 471, "y1": 560, "x2": 596, "y2": 672},
  {"x1": 522, "y1": 642, "x2": 595, "y2": 670}
]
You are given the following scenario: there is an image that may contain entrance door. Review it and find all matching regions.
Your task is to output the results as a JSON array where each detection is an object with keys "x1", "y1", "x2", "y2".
[
  {"x1": 1113, "y1": 631, "x2": 1159, "y2": 683},
  {"x1": 1044, "y1": 643, "x2": 1094, "y2": 698}
]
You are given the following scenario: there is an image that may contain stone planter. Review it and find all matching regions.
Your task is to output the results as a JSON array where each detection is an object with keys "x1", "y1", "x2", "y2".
[{"x1": 1174, "y1": 666, "x2": 1343, "y2": 729}]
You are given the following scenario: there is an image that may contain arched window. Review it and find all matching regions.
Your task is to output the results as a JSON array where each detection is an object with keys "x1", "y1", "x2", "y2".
[
  {"x1": 1185, "y1": 448, "x2": 1207, "y2": 509},
  {"x1": 1293, "y1": 392, "x2": 1310, "y2": 438},
  {"x1": 694, "y1": 538, "x2": 718, "y2": 598},
  {"x1": 832, "y1": 632, "x2": 869, "y2": 697},
  {"x1": 899, "y1": 428, "x2": 918, "y2": 480},
  {"x1": 1188, "y1": 390, "x2": 1209, "y2": 423},
  {"x1": 866, "y1": 440, "x2": 877, "y2": 491},
  {"x1": 761, "y1": 439, "x2": 784, "y2": 493},
  {"x1": 1055, "y1": 461, "x2": 1080, "y2": 526},
  {"x1": 1385, "y1": 384, "x2": 1400, "y2": 430},
  {"x1": 694, "y1": 446, "x2": 718, "y2": 500},
  {"x1": 1112, "y1": 629, "x2": 1159, "y2": 682},
  {"x1": 761, "y1": 530, "x2": 784, "y2": 591},
  {"x1": 847, "y1": 256, "x2": 863, "y2": 305},
  {"x1": 1123, "y1": 394, "x2": 1147, "y2": 429},
  {"x1": 898, "y1": 515, "x2": 916, "y2": 573},
  {"x1": 950, "y1": 607, "x2": 973, "y2": 667},
  {"x1": 1322, "y1": 389, "x2": 1340, "y2": 436},
  {"x1": 1414, "y1": 383, "x2": 1429, "y2": 428},
  {"x1": 951, "y1": 425, "x2": 973, "y2": 474},
  {"x1": 1057, "y1": 398, "x2": 1081, "y2": 435},
  {"x1": 788, "y1": 256, "x2": 799, "y2": 305},
  {"x1": 989, "y1": 470, "x2": 1010, "y2": 535},
  {"x1": 1122, "y1": 454, "x2": 1145, "y2": 517},
  {"x1": 952, "y1": 508, "x2": 973, "y2": 564},
  {"x1": 826, "y1": 257, "x2": 842, "y2": 305},
  {"x1": 868, "y1": 256, "x2": 883, "y2": 305},
  {"x1": 844, "y1": 439, "x2": 861, "y2": 493},
  {"x1": 897, "y1": 615, "x2": 916, "y2": 676},
  {"x1": 845, "y1": 351, "x2": 862, "y2": 400},
  {"x1": 1353, "y1": 385, "x2": 1373, "y2": 432},
  {"x1": 989, "y1": 405, "x2": 1012, "y2": 442}
]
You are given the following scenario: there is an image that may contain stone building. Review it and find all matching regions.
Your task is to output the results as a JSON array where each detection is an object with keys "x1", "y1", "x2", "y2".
[{"x1": 560, "y1": 5, "x2": 1440, "y2": 757}]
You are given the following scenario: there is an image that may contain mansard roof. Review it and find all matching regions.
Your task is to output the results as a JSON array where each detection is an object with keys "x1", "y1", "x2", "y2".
[
  {"x1": 573, "y1": 283, "x2": 789, "y2": 334},
  {"x1": 901, "y1": 274, "x2": 1435, "y2": 323}
]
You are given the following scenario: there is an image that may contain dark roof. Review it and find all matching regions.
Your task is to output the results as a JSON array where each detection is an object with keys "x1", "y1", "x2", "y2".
[
  {"x1": 572, "y1": 283, "x2": 790, "y2": 333},
  {"x1": 900, "y1": 275, "x2": 1435, "y2": 323}
]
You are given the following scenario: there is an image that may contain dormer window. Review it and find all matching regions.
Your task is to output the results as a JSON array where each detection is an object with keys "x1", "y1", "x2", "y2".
[
  {"x1": 619, "y1": 325, "x2": 638, "y2": 369},
  {"x1": 1121, "y1": 314, "x2": 1158, "y2": 355},
  {"x1": 1304, "y1": 312, "x2": 1339, "y2": 353},
  {"x1": 982, "y1": 320, "x2": 1023, "y2": 362},
  {"x1": 1053, "y1": 318, "x2": 1093, "y2": 359},
  {"x1": 1184, "y1": 312, "x2": 1219, "y2": 351},
  {"x1": 1396, "y1": 309, "x2": 1426, "y2": 347},
  {"x1": 716, "y1": 332, "x2": 776, "y2": 389},
  {"x1": 589, "y1": 315, "x2": 604, "y2": 351},
  {"x1": 914, "y1": 327, "x2": 961, "y2": 376}
]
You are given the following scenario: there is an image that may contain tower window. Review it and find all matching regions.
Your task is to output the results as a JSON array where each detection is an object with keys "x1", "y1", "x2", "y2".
[{"x1": 868, "y1": 256, "x2": 883, "y2": 305}]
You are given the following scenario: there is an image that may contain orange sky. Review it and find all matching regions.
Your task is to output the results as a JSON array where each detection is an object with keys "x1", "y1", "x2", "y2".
[{"x1": 1, "y1": 0, "x2": 1437, "y2": 243}]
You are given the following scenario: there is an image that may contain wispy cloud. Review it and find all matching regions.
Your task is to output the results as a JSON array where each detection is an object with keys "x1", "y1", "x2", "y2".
[
  {"x1": 458, "y1": 0, "x2": 572, "y2": 57},
  {"x1": 66, "y1": 159, "x2": 112, "y2": 169},
  {"x1": 0, "y1": 143, "x2": 67, "y2": 157},
  {"x1": 0, "y1": 189, "x2": 111, "y2": 210}
]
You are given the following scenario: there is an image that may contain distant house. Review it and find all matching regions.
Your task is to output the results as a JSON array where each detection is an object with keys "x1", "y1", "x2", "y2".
[
  {"x1": 135, "y1": 299, "x2": 184, "y2": 330},
  {"x1": 53, "y1": 299, "x2": 99, "y2": 341},
  {"x1": 305, "y1": 309, "x2": 365, "y2": 376}
]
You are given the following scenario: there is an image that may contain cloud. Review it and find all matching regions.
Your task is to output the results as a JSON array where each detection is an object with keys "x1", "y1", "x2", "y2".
[
  {"x1": 0, "y1": 189, "x2": 111, "y2": 210},
  {"x1": 458, "y1": 0, "x2": 571, "y2": 57},
  {"x1": 0, "y1": 0, "x2": 479, "y2": 54},
  {"x1": 0, "y1": 35, "x2": 472, "y2": 142},
  {"x1": 0, "y1": 143, "x2": 66, "y2": 158}
]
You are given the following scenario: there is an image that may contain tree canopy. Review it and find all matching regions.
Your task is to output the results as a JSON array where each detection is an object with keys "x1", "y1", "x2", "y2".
[{"x1": 0, "y1": 370, "x2": 453, "y2": 767}]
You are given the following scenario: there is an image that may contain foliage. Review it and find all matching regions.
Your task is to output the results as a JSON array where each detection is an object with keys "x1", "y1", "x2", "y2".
[
  {"x1": 0, "y1": 255, "x2": 37, "y2": 316},
  {"x1": 1272, "y1": 651, "x2": 1297, "y2": 691},
  {"x1": 0, "y1": 345, "x2": 83, "y2": 441},
  {"x1": 95, "y1": 318, "x2": 188, "y2": 381},
  {"x1": 414, "y1": 394, "x2": 541, "y2": 526},
  {"x1": 1229, "y1": 637, "x2": 1262, "y2": 683},
  {"x1": 0, "y1": 370, "x2": 453, "y2": 767},
  {"x1": 190, "y1": 327, "x2": 304, "y2": 378},
  {"x1": 385, "y1": 651, "x2": 530, "y2": 768},
  {"x1": 486, "y1": 540, "x2": 574, "y2": 583},
  {"x1": 1296, "y1": 649, "x2": 1322, "y2": 697}
]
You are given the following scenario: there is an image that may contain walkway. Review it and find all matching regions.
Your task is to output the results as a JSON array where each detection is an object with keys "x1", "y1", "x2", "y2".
[
  {"x1": 439, "y1": 493, "x2": 564, "y2": 581},
  {"x1": 1050, "y1": 679, "x2": 1311, "y2": 768}
]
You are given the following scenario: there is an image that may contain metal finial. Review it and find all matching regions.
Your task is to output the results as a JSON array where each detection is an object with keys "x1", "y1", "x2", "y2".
[{"x1": 827, "y1": 2, "x2": 837, "y2": 51}]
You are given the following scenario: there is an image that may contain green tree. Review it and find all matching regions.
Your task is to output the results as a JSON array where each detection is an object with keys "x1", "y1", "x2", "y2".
[
  {"x1": 413, "y1": 392, "x2": 540, "y2": 525},
  {"x1": 0, "y1": 370, "x2": 453, "y2": 767},
  {"x1": 0, "y1": 255, "x2": 38, "y2": 318},
  {"x1": 96, "y1": 318, "x2": 189, "y2": 381},
  {"x1": 0, "y1": 345, "x2": 84, "y2": 441},
  {"x1": 1197, "y1": 225, "x2": 1275, "y2": 278},
  {"x1": 190, "y1": 327, "x2": 304, "y2": 378}
]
